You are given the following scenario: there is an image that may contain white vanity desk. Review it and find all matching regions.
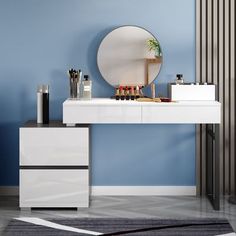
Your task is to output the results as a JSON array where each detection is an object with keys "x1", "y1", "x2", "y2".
[
  {"x1": 63, "y1": 98, "x2": 221, "y2": 124},
  {"x1": 63, "y1": 98, "x2": 221, "y2": 210}
]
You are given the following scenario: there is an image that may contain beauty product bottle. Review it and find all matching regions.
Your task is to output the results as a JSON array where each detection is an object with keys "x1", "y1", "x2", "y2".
[
  {"x1": 120, "y1": 86, "x2": 125, "y2": 100},
  {"x1": 42, "y1": 85, "x2": 49, "y2": 124},
  {"x1": 37, "y1": 85, "x2": 49, "y2": 124},
  {"x1": 37, "y1": 86, "x2": 43, "y2": 124},
  {"x1": 125, "y1": 86, "x2": 130, "y2": 100},
  {"x1": 115, "y1": 87, "x2": 120, "y2": 100},
  {"x1": 82, "y1": 75, "x2": 92, "y2": 100},
  {"x1": 139, "y1": 85, "x2": 144, "y2": 97},
  {"x1": 130, "y1": 86, "x2": 135, "y2": 100},
  {"x1": 176, "y1": 74, "x2": 184, "y2": 84}
]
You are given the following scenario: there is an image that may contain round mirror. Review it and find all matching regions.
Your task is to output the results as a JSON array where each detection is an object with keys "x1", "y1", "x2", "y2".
[{"x1": 97, "y1": 26, "x2": 162, "y2": 88}]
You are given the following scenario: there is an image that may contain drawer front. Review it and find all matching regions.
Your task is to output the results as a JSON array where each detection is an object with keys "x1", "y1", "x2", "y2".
[
  {"x1": 142, "y1": 105, "x2": 221, "y2": 124},
  {"x1": 63, "y1": 105, "x2": 142, "y2": 124},
  {"x1": 20, "y1": 128, "x2": 89, "y2": 166},
  {"x1": 20, "y1": 169, "x2": 89, "y2": 208}
]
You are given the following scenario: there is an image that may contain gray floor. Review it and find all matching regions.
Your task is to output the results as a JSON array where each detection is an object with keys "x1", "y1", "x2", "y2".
[{"x1": 0, "y1": 196, "x2": 236, "y2": 234}]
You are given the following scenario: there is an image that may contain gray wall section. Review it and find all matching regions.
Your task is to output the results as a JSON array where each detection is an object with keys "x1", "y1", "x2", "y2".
[{"x1": 196, "y1": 0, "x2": 235, "y2": 195}]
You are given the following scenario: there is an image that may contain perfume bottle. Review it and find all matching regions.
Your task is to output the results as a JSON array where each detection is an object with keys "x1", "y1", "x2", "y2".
[
  {"x1": 82, "y1": 75, "x2": 92, "y2": 100},
  {"x1": 176, "y1": 74, "x2": 184, "y2": 84}
]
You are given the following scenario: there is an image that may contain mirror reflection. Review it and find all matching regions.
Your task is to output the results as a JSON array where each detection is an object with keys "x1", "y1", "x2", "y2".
[{"x1": 97, "y1": 26, "x2": 162, "y2": 88}]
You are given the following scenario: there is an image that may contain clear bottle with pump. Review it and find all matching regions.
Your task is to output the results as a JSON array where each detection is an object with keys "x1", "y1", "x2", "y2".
[{"x1": 82, "y1": 75, "x2": 92, "y2": 100}]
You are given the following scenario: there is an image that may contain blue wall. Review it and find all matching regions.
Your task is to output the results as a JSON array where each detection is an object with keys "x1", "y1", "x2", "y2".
[{"x1": 0, "y1": 0, "x2": 195, "y2": 186}]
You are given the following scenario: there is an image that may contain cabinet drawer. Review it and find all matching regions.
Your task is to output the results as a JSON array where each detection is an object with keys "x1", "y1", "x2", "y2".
[
  {"x1": 20, "y1": 169, "x2": 89, "y2": 208},
  {"x1": 63, "y1": 105, "x2": 142, "y2": 124},
  {"x1": 20, "y1": 128, "x2": 89, "y2": 166},
  {"x1": 142, "y1": 105, "x2": 221, "y2": 124}
]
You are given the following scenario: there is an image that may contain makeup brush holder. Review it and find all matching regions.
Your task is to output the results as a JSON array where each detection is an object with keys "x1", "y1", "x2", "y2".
[
  {"x1": 69, "y1": 77, "x2": 79, "y2": 99},
  {"x1": 68, "y1": 69, "x2": 82, "y2": 99},
  {"x1": 37, "y1": 85, "x2": 49, "y2": 124}
]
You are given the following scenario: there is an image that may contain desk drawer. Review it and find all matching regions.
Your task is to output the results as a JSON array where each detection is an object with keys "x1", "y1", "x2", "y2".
[
  {"x1": 63, "y1": 105, "x2": 141, "y2": 124},
  {"x1": 142, "y1": 105, "x2": 221, "y2": 124},
  {"x1": 20, "y1": 169, "x2": 89, "y2": 208},
  {"x1": 20, "y1": 128, "x2": 89, "y2": 166}
]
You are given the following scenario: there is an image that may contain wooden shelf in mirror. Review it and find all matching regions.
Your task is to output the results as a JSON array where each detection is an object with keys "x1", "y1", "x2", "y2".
[{"x1": 145, "y1": 56, "x2": 163, "y2": 64}]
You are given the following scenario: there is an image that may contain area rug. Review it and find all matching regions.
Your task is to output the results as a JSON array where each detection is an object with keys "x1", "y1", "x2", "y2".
[{"x1": 3, "y1": 218, "x2": 235, "y2": 236}]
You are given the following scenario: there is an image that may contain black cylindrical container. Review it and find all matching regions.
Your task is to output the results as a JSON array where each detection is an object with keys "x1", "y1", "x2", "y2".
[
  {"x1": 42, "y1": 91, "x2": 49, "y2": 124},
  {"x1": 37, "y1": 85, "x2": 49, "y2": 124}
]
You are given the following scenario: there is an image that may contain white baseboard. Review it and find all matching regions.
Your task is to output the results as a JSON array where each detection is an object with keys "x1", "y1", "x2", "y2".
[
  {"x1": 91, "y1": 186, "x2": 196, "y2": 196},
  {"x1": 0, "y1": 186, "x2": 19, "y2": 196},
  {"x1": 0, "y1": 186, "x2": 196, "y2": 196}
]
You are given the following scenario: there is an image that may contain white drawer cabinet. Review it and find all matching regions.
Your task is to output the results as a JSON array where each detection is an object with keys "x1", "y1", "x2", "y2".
[
  {"x1": 20, "y1": 128, "x2": 89, "y2": 166},
  {"x1": 20, "y1": 170, "x2": 89, "y2": 208},
  {"x1": 19, "y1": 121, "x2": 90, "y2": 209}
]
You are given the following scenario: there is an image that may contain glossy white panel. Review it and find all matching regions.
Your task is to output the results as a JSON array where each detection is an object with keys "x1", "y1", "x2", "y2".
[
  {"x1": 170, "y1": 84, "x2": 216, "y2": 101},
  {"x1": 142, "y1": 104, "x2": 221, "y2": 124},
  {"x1": 20, "y1": 128, "x2": 89, "y2": 166},
  {"x1": 63, "y1": 99, "x2": 221, "y2": 124},
  {"x1": 20, "y1": 170, "x2": 89, "y2": 208},
  {"x1": 63, "y1": 101, "x2": 141, "y2": 124}
]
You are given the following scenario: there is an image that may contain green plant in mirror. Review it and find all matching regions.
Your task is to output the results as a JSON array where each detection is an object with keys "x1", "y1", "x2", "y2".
[{"x1": 147, "y1": 38, "x2": 161, "y2": 57}]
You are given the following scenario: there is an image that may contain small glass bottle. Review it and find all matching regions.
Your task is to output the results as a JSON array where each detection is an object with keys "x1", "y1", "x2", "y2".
[
  {"x1": 82, "y1": 75, "x2": 92, "y2": 100},
  {"x1": 176, "y1": 74, "x2": 184, "y2": 84}
]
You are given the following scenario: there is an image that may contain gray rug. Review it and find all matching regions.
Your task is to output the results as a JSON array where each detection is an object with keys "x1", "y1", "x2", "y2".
[{"x1": 3, "y1": 218, "x2": 234, "y2": 236}]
